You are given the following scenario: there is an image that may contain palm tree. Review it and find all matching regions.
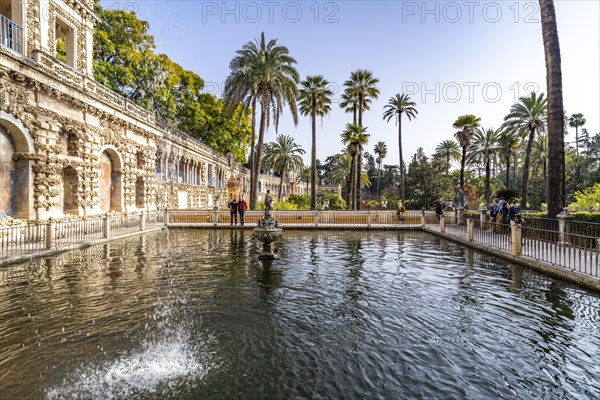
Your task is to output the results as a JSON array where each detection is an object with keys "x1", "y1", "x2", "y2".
[
  {"x1": 501, "y1": 92, "x2": 547, "y2": 208},
  {"x1": 340, "y1": 92, "x2": 359, "y2": 125},
  {"x1": 453, "y1": 114, "x2": 481, "y2": 190},
  {"x1": 298, "y1": 75, "x2": 333, "y2": 210},
  {"x1": 225, "y1": 32, "x2": 300, "y2": 209},
  {"x1": 373, "y1": 141, "x2": 387, "y2": 199},
  {"x1": 382, "y1": 94, "x2": 418, "y2": 202},
  {"x1": 435, "y1": 139, "x2": 461, "y2": 174},
  {"x1": 498, "y1": 131, "x2": 520, "y2": 188},
  {"x1": 297, "y1": 165, "x2": 311, "y2": 194},
  {"x1": 540, "y1": 0, "x2": 566, "y2": 218},
  {"x1": 344, "y1": 70, "x2": 379, "y2": 208},
  {"x1": 532, "y1": 135, "x2": 549, "y2": 203},
  {"x1": 341, "y1": 124, "x2": 370, "y2": 209},
  {"x1": 469, "y1": 128, "x2": 500, "y2": 204},
  {"x1": 328, "y1": 153, "x2": 353, "y2": 203},
  {"x1": 568, "y1": 113, "x2": 586, "y2": 156},
  {"x1": 262, "y1": 135, "x2": 305, "y2": 201}
]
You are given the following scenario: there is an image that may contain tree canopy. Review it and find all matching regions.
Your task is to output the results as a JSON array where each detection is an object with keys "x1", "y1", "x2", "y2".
[{"x1": 92, "y1": 5, "x2": 251, "y2": 162}]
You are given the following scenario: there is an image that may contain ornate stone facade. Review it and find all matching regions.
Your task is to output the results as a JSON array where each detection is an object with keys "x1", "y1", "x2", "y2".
[{"x1": 0, "y1": 0, "x2": 288, "y2": 221}]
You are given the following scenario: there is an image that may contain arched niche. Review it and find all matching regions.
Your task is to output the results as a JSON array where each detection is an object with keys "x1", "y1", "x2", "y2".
[
  {"x1": 0, "y1": 111, "x2": 34, "y2": 220},
  {"x1": 98, "y1": 146, "x2": 123, "y2": 213},
  {"x1": 62, "y1": 166, "x2": 78, "y2": 215}
]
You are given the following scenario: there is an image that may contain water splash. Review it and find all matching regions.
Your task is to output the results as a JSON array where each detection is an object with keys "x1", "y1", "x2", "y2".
[{"x1": 45, "y1": 335, "x2": 211, "y2": 400}]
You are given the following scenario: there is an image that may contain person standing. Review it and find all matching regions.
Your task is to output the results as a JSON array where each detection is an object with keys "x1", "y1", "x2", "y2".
[
  {"x1": 434, "y1": 198, "x2": 444, "y2": 222},
  {"x1": 496, "y1": 197, "x2": 507, "y2": 233},
  {"x1": 508, "y1": 200, "x2": 523, "y2": 227},
  {"x1": 396, "y1": 201, "x2": 405, "y2": 224},
  {"x1": 238, "y1": 196, "x2": 248, "y2": 226},
  {"x1": 489, "y1": 198, "x2": 499, "y2": 232},
  {"x1": 228, "y1": 198, "x2": 238, "y2": 225}
]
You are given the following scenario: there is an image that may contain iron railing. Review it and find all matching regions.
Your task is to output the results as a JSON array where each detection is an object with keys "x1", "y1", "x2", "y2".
[{"x1": 0, "y1": 15, "x2": 23, "y2": 54}]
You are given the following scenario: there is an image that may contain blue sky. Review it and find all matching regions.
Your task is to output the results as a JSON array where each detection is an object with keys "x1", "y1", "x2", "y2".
[{"x1": 103, "y1": 0, "x2": 600, "y2": 165}]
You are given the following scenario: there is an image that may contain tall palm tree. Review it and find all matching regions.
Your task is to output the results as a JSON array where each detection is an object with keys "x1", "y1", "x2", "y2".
[
  {"x1": 498, "y1": 131, "x2": 520, "y2": 188},
  {"x1": 532, "y1": 135, "x2": 549, "y2": 203},
  {"x1": 540, "y1": 0, "x2": 565, "y2": 218},
  {"x1": 383, "y1": 93, "x2": 418, "y2": 202},
  {"x1": 568, "y1": 113, "x2": 586, "y2": 156},
  {"x1": 344, "y1": 70, "x2": 379, "y2": 208},
  {"x1": 298, "y1": 75, "x2": 333, "y2": 210},
  {"x1": 373, "y1": 141, "x2": 387, "y2": 199},
  {"x1": 328, "y1": 153, "x2": 353, "y2": 204},
  {"x1": 435, "y1": 139, "x2": 461, "y2": 174},
  {"x1": 262, "y1": 135, "x2": 305, "y2": 201},
  {"x1": 341, "y1": 124, "x2": 370, "y2": 209},
  {"x1": 340, "y1": 92, "x2": 359, "y2": 126},
  {"x1": 225, "y1": 32, "x2": 300, "y2": 209},
  {"x1": 501, "y1": 92, "x2": 547, "y2": 208},
  {"x1": 453, "y1": 114, "x2": 481, "y2": 190},
  {"x1": 469, "y1": 127, "x2": 500, "y2": 204}
]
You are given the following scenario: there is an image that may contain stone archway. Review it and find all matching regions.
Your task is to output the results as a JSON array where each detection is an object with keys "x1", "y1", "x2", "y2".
[
  {"x1": 0, "y1": 112, "x2": 34, "y2": 219},
  {"x1": 62, "y1": 166, "x2": 78, "y2": 215},
  {"x1": 98, "y1": 147, "x2": 123, "y2": 213}
]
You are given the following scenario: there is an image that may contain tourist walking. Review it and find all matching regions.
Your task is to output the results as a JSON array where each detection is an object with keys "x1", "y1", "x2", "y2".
[
  {"x1": 228, "y1": 198, "x2": 238, "y2": 225},
  {"x1": 238, "y1": 197, "x2": 248, "y2": 226},
  {"x1": 489, "y1": 198, "x2": 499, "y2": 232}
]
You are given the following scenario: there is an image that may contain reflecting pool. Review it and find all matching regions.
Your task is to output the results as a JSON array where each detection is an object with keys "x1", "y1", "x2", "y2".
[{"x1": 0, "y1": 230, "x2": 598, "y2": 399}]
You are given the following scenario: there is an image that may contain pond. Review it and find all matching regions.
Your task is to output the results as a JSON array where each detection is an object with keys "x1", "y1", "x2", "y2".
[{"x1": 0, "y1": 229, "x2": 598, "y2": 399}]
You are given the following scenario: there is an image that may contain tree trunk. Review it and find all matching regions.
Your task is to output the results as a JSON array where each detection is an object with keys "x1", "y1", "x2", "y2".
[
  {"x1": 249, "y1": 96, "x2": 257, "y2": 207},
  {"x1": 485, "y1": 157, "x2": 491, "y2": 205},
  {"x1": 505, "y1": 157, "x2": 510, "y2": 188},
  {"x1": 353, "y1": 107, "x2": 357, "y2": 126},
  {"x1": 356, "y1": 152, "x2": 362, "y2": 209},
  {"x1": 348, "y1": 153, "x2": 356, "y2": 209},
  {"x1": 250, "y1": 95, "x2": 268, "y2": 210},
  {"x1": 460, "y1": 146, "x2": 466, "y2": 190},
  {"x1": 377, "y1": 160, "x2": 381, "y2": 199},
  {"x1": 356, "y1": 98, "x2": 363, "y2": 210},
  {"x1": 540, "y1": 0, "x2": 565, "y2": 218},
  {"x1": 543, "y1": 160, "x2": 548, "y2": 204},
  {"x1": 311, "y1": 106, "x2": 317, "y2": 210},
  {"x1": 399, "y1": 115, "x2": 405, "y2": 202},
  {"x1": 575, "y1": 126, "x2": 579, "y2": 157},
  {"x1": 521, "y1": 126, "x2": 536, "y2": 207},
  {"x1": 278, "y1": 163, "x2": 285, "y2": 202}
]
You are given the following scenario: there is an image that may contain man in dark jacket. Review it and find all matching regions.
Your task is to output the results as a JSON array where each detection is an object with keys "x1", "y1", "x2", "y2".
[
  {"x1": 238, "y1": 197, "x2": 248, "y2": 226},
  {"x1": 228, "y1": 198, "x2": 238, "y2": 225}
]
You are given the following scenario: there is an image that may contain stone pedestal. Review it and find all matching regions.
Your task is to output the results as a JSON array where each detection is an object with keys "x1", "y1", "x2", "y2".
[
  {"x1": 253, "y1": 212, "x2": 283, "y2": 261},
  {"x1": 557, "y1": 208, "x2": 574, "y2": 246}
]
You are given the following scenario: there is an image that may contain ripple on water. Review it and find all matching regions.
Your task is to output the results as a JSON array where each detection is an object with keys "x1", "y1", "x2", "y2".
[{"x1": 45, "y1": 333, "x2": 214, "y2": 400}]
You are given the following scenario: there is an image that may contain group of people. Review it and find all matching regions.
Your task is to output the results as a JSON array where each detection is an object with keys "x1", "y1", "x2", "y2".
[
  {"x1": 227, "y1": 196, "x2": 248, "y2": 226},
  {"x1": 489, "y1": 197, "x2": 523, "y2": 232}
]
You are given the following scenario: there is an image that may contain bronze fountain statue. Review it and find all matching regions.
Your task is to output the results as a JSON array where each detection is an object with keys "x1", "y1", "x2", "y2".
[{"x1": 253, "y1": 190, "x2": 283, "y2": 260}]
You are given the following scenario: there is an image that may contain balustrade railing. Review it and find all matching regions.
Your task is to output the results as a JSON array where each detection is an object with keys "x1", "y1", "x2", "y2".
[{"x1": 0, "y1": 15, "x2": 23, "y2": 54}]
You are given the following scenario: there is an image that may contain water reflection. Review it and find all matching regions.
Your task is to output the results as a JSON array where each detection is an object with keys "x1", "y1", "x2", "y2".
[{"x1": 0, "y1": 230, "x2": 598, "y2": 400}]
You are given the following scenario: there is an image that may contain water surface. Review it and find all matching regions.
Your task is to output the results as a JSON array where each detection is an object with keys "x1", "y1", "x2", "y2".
[{"x1": 0, "y1": 229, "x2": 598, "y2": 399}]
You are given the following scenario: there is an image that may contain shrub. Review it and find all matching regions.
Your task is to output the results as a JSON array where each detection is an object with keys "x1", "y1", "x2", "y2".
[
  {"x1": 571, "y1": 183, "x2": 600, "y2": 211},
  {"x1": 287, "y1": 194, "x2": 311, "y2": 210},
  {"x1": 494, "y1": 188, "x2": 519, "y2": 201},
  {"x1": 325, "y1": 193, "x2": 347, "y2": 210}
]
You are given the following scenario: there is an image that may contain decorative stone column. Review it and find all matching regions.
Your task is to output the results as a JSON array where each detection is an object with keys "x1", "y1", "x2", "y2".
[
  {"x1": 479, "y1": 206, "x2": 488, "y2": 230},
  {"x1": 456, "y1": 206, "x2": 465, "y2": 225},
  {"x1": 440, "y1": 213, "x2": 446, "y2": 233},
  {"x1": 511, "y1": 225, "x2": 522, "y2": 256},
  {"x1": 467, "y1": 219, "x2": 474, "y2": 241},
  {"x1": 557, "y1": 208, "x2": 574, "y2": 246}
]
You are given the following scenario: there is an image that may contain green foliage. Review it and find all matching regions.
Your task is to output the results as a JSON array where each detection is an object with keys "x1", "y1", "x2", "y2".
[
  {"x1": 287, "y1": 195, "x2": 311, "y2": 210},
  {"x1": 55, "y1": 37, "x2": 67, "y2": 62},
  {"x1": 571, "y1": 183, "x2": 600, "y2": 210},
  {"x1": 494, "y1": 188, "x2": 520, "y2": 201},
  {"x1": 324, "y1": 193, "x2": 347, "y2": 210},
  {"x1": 404, "y1": 148, "x2": 452, "y2": 210},
  {"x1": 92, "y1": 5, "x2": 251, "y2": 162}
]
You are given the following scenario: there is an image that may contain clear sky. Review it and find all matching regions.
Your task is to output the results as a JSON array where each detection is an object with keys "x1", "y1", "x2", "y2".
[{"x1": 102, "y1": 0, "x2": 600, "y2": 166}]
